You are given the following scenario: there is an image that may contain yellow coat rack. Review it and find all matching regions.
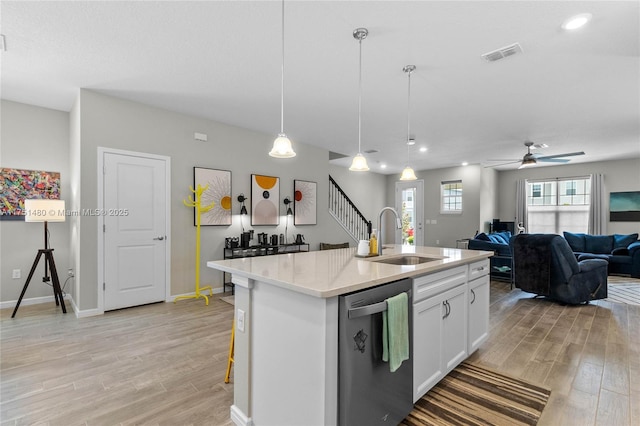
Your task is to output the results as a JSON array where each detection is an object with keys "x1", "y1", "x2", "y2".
[{"x1": 174, "y1": 184, "x2": 215, "y2": 305}]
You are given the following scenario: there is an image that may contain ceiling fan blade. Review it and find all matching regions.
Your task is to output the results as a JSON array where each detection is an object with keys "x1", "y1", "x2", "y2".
[
  {"x1": 484, "y1": 160, "x2": 520, "y2": 168},
  {"x1": 485, "y1": 159, "x2": 519, "y2": 162},
  {"x1": 536, "y1": 151, "x2": 585, "y2": 160},
  {"x1": 538, "y1": 158, "x2": 570, "y2": 163}
]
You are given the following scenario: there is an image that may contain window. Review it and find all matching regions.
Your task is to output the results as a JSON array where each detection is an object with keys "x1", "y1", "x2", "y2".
[
  {"x1": 441, "y1": 180, "x2": 462, "y2": 214},
  {"x1": 527, "y1": 177, "x2": 590, "y2": 234}
]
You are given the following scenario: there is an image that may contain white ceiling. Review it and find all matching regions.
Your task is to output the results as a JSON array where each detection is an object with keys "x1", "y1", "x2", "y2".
[{"x1": 2, "y1": 1, "x2": 639, "y2": 173}]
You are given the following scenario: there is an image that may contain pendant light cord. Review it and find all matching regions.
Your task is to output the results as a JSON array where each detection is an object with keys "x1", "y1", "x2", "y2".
[
  {"x1": 406, "y1": 68, "x2": 411, "y2": 164},
  {"x1": 358, "y1": 35, "x2": 363, "y2": 153},
  {"x1": 280, "y1": 0, "x2": 285, "y2": 134}
]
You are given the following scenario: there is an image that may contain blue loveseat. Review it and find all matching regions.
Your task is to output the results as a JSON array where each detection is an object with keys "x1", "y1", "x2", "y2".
[{"x1": 563, "y1": 232, "x2": 640, "y2": 278}]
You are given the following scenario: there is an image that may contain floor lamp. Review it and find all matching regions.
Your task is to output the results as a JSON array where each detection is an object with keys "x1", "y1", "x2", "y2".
[{"x1": 12, "y1": 199, "x2": 67, "y2": 318}]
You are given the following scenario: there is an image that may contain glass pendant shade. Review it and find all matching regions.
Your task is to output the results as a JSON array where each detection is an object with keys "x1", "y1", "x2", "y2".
[
  {"x1": 400, "y1": 166, "x2": 417, "y2": 181},
  {"x1": 349, "y1": 153, "x2": 370, "y2": 171},
  {"x1": 269, "y1": 133, "x2": 296, "y2": 158}
]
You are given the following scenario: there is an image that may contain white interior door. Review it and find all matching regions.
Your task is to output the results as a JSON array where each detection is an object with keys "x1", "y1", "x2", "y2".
[
  {"x1": 395, "y1": 180, "x2": 424, "y2": 246},
  {"x1": 103, "y1": 152, "x2": 168, "y2": 311}
]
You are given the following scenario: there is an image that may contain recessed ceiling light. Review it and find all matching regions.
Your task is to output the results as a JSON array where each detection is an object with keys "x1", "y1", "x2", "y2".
[
  {"x1": 407, "y1": 138, "x2": 416, "y2": 146},
  {"x1": 562, "y1": 13, "x2": 592, "y2": 30},
  {"x1": 461, "y1": 162, "x2": 469, "y2": 166},
  {"x1": 419, "y1": 147, "x2": 427, "y2": 153},
  {"x1": 380, "y1": 164, "x2": 387, "y2": 169}
]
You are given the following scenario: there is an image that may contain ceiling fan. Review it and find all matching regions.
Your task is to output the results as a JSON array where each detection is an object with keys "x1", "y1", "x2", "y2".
[{"x1": 487, "y1": 141, "x2": 585, "y2": 169}]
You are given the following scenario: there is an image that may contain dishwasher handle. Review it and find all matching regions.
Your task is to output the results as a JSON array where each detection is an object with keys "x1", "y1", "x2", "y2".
[{"x1": 347, "y1": 290, "x2": 411, "y2": 319}]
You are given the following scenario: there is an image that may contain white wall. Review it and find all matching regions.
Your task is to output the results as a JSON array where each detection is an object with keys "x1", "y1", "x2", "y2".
[
  {"x1": 497, "y1": 158, "x2": 640, "y2": 235},
  {"x1": 0, "y1": 100, "x2": 71, "y2": 304}
]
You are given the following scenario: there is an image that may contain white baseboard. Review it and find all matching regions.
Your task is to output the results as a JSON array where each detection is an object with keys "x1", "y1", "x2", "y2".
[
  {"x1": 230, "y1": 405, "x2": 253, "y2": 426},
  {"x1": 0, "y1": 294, "x2": 71, "y2": 310},
  {"x1": 167, "y1": 285, "x2": 225, "y2": 302}
]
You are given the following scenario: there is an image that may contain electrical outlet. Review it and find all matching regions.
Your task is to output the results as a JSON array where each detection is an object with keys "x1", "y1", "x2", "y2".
[
  {"x1": 68, "y1": 269, "x2": 74, "y2": 277},
  {"x1": 436, "y1": 240, "x2": 440, "y2": 245},
  {"x1": 12, "y1": 269, "x2": 21, "y2": 279}
]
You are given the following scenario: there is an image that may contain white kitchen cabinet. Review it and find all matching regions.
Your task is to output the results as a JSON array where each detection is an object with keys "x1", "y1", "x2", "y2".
[
  {"x1": 412, "y1": 283, "x2": 467, "y2": 402},
  {"x1": 468, "y1": 260, "x2": 490, "y2": 354}
]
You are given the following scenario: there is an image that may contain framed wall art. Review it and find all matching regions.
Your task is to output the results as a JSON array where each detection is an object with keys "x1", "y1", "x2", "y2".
[
  {"x1": 294, "y1": 180, "x2": 317, "y2": 225},
  {"x1": 251, "y1": 174, "x2": 279, "y2": 225},
  {"x1": 193, "y1": 167, "x2": 232, "y2": 226},
  {"x1": 610, "y1": 191, "x2": 640, "y2": 222},
  {"x1": 0, "y1": 168, "x2": 61, "y2": 221}
]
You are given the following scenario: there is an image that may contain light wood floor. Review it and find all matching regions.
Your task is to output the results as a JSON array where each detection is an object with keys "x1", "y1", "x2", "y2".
[{"x1": 1, "y1": 281, "x2": 638, "y2": 425}]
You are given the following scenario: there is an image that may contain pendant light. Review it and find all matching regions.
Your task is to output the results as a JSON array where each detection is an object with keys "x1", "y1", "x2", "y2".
[
  {"x1": 349, "y1": 28, "x2": 369, "y2": 171},
  {"x1": 399, "y1": 65, "x2": 417, "y2": 181},
  {"x1": 269, "y1": 0, "x2": 296, "y2": 158}
]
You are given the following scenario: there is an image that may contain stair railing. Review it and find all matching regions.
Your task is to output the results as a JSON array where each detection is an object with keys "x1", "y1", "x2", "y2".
[{"x1": 328, "y1": 175, "x2": 372, "y2": 243}]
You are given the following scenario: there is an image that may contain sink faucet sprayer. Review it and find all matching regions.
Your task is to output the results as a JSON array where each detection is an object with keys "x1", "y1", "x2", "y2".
[{"x1": 377, "y1": 207, "x2": 402, "y2": 256}]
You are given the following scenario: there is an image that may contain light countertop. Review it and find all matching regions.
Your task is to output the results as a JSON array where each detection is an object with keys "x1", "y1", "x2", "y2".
[{"x1": 207, "y1": 245, "x2": 493, "y2": 298}]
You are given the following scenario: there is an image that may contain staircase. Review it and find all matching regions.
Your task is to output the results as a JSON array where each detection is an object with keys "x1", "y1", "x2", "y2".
[{"x1": 328, "y1": 175, "x2": 372, "y2": 243}]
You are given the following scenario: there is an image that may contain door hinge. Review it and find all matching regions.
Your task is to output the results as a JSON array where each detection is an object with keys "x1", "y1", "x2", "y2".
[
  {"x1": 103, "y1": 224, "x2": 106, "y2": 232},
  {"x1": 103, "y1": 282, "x2": 106, "y2": 291}
]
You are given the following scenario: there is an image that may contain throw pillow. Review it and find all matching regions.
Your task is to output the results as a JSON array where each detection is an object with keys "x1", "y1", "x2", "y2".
[
  {"x1": 563, "y1": 232, "x2": 586, "y2": 252},
  {"x1": 585, "y1": 235, "x2": 614, "y2": 254},
  {"x1": 611, "y1": 247, "x2": 629, "y2": 256},
  {"x1": 475, "y1": 232, "x2": 490, "y2": 241},
  {"x1": 613, "y1": 233, "x2": 639, "y2": 249},
  {"x1": 487, "y1": 234, "x2": 502, "y2": 244},
  {"x1": 494, "y1": 231, "x2": 512, "y2": 244}
]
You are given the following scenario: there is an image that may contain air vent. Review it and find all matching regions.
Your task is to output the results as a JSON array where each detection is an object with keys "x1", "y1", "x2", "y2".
[
  {"x1": 481, "y1": 43, "x2": 523, "y2": 62},
  {"x1": 364, "y1": 149, "x2": 379, "y2": 154}
]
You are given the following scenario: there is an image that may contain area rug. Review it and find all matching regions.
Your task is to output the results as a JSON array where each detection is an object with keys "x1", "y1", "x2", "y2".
[
  {"x1": 607, "y1": 275, "x2": 640, "y2": 306},
  {"x1": 401, "y1": 362, "x2": 551, "y2": 426}
]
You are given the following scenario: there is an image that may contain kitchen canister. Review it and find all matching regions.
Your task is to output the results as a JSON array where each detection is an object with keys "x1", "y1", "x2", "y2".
[{"x1": 357, "y1": 240, "x2": 370, "y2": 256}]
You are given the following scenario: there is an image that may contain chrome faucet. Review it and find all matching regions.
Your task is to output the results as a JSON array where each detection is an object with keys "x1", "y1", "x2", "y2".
[{"x1": 377, "y1": 207, "x2": 402, "y2": 256}]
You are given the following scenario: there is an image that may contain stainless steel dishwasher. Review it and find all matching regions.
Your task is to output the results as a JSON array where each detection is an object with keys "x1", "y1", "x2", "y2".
[{"x1": 338, "y1": 278, "x2": 413, "y2": 425}]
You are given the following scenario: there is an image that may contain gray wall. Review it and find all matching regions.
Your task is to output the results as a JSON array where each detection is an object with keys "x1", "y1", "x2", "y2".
[
  {"x1": 0, "y1": 101, "x2": 71, "y2": 304},
  {"x1": 73, "y1": 90, "x2": 366, "y2": 311},
  {"x1": 498, "y1": 158, "x2": 640, "y2": 235},
  {"x1": 384, "y1": 164, "x2": 485, "y2": 248}
]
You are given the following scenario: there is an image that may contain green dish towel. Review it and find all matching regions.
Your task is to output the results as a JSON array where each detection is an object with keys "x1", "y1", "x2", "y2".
[{"x1": 382, "y1": 292, "x2": 409, "y2": 373}]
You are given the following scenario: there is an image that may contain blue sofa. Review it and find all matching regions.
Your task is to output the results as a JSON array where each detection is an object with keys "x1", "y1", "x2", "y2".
[
  {"x1": 468, "y1": 231, "x2": 513, "y2": 256},
  {"x1": 468, "y1": 231, "x2": 513, "y2": 279},
  {"x1": 563, "y1": 232, "x2": 640, "y2": 278}
]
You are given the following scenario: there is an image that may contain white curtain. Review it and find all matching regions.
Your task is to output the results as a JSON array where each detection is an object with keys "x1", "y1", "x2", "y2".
[
  {"x1": 515, "y1": 179, "x2": 527, "y2": 233},
  {"x1": 588, "y1": 173, "x2": 606, "y2": 235}
]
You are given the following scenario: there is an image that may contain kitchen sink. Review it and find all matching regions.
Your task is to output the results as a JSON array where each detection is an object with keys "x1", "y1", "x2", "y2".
[{"x1": 370, "y1": 255, "x2": 446, "y2": 265}]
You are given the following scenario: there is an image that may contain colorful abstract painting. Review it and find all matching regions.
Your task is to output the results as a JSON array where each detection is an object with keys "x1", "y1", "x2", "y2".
[
  {"x1": 251, "y1": 174, "x2": 279, "y2": 226},
  {"x1": 194, "y1": 167, "x2": 232, "y2": 226},
  {"x1": 294, "y1": 180, "x2": 317, "y2": 225},
  {"x1": 0, "y1": 168, "x2": 61, "y2": 219}
]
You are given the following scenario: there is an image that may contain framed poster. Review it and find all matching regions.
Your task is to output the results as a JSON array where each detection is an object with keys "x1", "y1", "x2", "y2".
[
  {"x1": 294, "y1": 180, "x2": 317, "y2": 225},
  {"x1": 193, "y1": 167, "x2": 232, "y2": 226},
  {"x1": 610, "y1": 191, "x2": 640, "y2": 222},
  {"x1": 0, "y1": 168, "x2": 61, "y2": 221},
  {"x1": 251, "y1": 174, "x2": 279, "y2": 225}
]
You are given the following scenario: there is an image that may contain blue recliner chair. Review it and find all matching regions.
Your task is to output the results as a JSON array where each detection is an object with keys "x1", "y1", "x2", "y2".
[{"x1": 511, "y1": 234, "x2": 608, "y2": 304}]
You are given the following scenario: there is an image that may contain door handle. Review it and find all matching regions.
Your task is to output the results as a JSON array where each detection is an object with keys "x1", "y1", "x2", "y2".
[
  {"x1": 470, "y1": 289, "x2": 476, "y2": 304},
  {"x1": 153, "y1": 236, "x2": 165, "y2": 241}
]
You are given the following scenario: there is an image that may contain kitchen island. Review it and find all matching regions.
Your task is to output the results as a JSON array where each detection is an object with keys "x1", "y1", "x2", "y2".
[{"x1": 207, "y1": 245, "x2": 492, "y2": 426}]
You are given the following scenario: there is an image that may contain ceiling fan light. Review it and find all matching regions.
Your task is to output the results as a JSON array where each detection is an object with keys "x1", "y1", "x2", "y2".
[
  {"x1": 400, "y1": 166, "x2": 417, "y2": 181},
  {"x1": 519, "y1": 158, "x2": 537, "y2": 169},
  {"x1": 349, "y1": 153, "x2": 370, "y2": 171},
  {"x1": 269, "y1": 133, "x2": 296, "y2": 158}
]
